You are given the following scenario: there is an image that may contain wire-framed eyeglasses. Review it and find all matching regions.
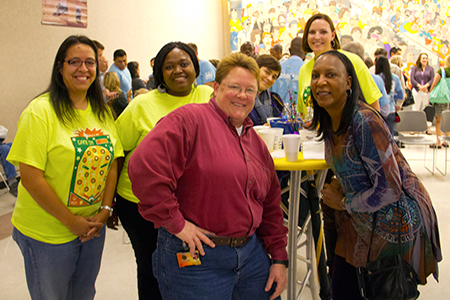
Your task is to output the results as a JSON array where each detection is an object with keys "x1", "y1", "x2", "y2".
[
  {"x1": 64, "y1": 59, "x2": 97, "y2": 68},
  {"x1": 222, "y1": 83, "x2": 257, "y2": 98}
]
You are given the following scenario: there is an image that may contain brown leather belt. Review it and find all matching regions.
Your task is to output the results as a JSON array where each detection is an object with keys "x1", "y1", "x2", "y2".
[{"x1": 209, "y1": 236, "x2": 250, "y2": 248}]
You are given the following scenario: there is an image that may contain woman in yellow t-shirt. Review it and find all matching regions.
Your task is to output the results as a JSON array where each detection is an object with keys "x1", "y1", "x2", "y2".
[
  {"x1": 297, "y1": 13, "x2": 381, "y2": 118},
  {"x1": 114, "y1": 42, "x2": 213, "y2": 299},
  {"x1": 8, "y1": 35, "x2": 123, "y2": 300}
]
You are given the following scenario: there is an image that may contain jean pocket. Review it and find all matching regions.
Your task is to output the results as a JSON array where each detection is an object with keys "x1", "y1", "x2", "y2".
[{"x1": 159, "y1": 231, "x2": 185, "y2": 254}]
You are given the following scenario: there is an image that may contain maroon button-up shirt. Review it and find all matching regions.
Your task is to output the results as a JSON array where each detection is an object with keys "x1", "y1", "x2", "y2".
[{"x1": 129, "y1": 98, "x2": 288, "y2": 260}]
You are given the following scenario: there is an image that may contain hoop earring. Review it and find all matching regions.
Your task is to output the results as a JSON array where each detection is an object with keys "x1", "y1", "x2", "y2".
[
  {"x1": 331, "y1": 40, "x2": 336, "y2": 48},
  {"x1": 157, "y1": 84, "x2": 167, "y2": 93},
  {"x1": 346, "y1": 88, "x2": 352, "y2": 97}
]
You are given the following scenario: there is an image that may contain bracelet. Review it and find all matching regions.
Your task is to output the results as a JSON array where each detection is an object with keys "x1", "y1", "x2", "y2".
[
  {"x1": 100, "y1": 205, "x2": 112, "y2": 212},
  {"x1": 271, "y1": 259, "x2": 289, "y2": 268}
]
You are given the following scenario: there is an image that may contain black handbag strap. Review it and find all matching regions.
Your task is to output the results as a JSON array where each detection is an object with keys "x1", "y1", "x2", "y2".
[{"x1": 366, "y1": 201, "x2": 402, "y2": 263}]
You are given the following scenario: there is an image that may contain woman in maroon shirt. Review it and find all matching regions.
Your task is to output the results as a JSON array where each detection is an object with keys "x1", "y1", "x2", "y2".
[{"x1": 129, "y1": 53, "x2": 288, "y2": 300}]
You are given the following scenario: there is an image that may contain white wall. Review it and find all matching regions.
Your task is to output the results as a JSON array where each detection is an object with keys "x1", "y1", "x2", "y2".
[{"x1": 0, "y1": 0, "x2": 227, "y2": 140}]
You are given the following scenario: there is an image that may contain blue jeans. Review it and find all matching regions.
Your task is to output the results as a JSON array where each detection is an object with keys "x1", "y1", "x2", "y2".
[
  {"x1": 386, "y1": 112, "x2": 396, "y2": 138},
  {"x1": 0, "y1": 143, "x2": 17, "y2": 180},
  {"x1": 13, "y1": 226, "x2": 106, "y2": 300},
  {"x1": 153, "y1": 228, "x2": 279, "y2": 300}
]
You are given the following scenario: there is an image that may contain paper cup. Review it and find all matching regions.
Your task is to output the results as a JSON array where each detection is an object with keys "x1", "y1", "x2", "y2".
[
  {"x1": 258, "y1": 129, "x2": 276, "y2": 152},
  {"x1": 253, "y1": 125, "x2": 269, "y2": 133},
  {"x1": 282, "y1": 134, "x2": 301, "y2": 162},
  {"x1": 270, "y1": 128, "x2": 284, "y2": 151},
  {"x1": 300, "y1": 129, "x2": 317, "y2": 143}
]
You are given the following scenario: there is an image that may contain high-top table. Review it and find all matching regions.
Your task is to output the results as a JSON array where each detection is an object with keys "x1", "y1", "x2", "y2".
[{"x1": 273, "y1": 153, "x2": 328, "y2": 300}]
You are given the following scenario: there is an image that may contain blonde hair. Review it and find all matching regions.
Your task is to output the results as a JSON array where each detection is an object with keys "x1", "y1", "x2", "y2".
[
  {"x1": 215, "y1": 53, "x2": 260, "y2": 87},
  {"x1": 390, "y1": 55, "x2": 403, "y2": 68},
  {"x1": 134, "y1": 88, "x2": 150, "y2": 97},
  {"x1": 103, "y1": 72, "x2": 121, "y2": 93},
  {"x1": 445, "y1": 55, "x2": 450, "y2": 68}
]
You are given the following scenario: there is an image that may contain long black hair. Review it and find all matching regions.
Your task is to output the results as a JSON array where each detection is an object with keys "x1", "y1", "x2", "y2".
[
  {"x1": 44, "y1": 35, "x2": 108, "y2": 126},
  {"x1": 153, "y1": 42, "x2": 200, "y2": 90},
  {"x1": 127, "y1": 61, "x2": 140, "y2": 79},
  {"x1": 307, "y1": 50, "x2": 365, "y2": 140},
  {"x1": 375, "y1": 56, "x2": 392, "y2": 94}
]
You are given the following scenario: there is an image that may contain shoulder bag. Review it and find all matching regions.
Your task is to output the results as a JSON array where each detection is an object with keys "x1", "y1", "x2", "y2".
[
  {"x1": 356, "y1": 201, "x2": 421, "y2": 300},
  {"x1": 403, "y1": 88, "x2": 415, "y2": 107},
  {"x1": 429, "y1": 68, "x2": 450, "y2": 104}
]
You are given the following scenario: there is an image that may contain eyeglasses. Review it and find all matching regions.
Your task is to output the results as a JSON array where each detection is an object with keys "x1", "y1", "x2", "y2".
[
  {"x1": 64, "y1": 59, "x2": 97, "y2": 68},
  {"x1": 222, "y1": 83, "x2": 257, "y2": 98}
]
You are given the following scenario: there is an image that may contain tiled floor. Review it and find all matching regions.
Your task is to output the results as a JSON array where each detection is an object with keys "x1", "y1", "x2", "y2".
[{"x1": 0, "y1": 144, "x2": 448, "y2": 299}]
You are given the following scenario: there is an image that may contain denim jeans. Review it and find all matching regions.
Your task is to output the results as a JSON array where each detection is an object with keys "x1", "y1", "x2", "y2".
[
  {"x1": 0, "y1": 143, "x2": 17, "y2": 180},
  {"x1": 13, "y1": 226, "x2": 106, "y2": 300},
  {"x1": 386, "y1": 113, "x2": 396, "y2": 138},
  {"x1": 115, "y1": 194, "x2": 161, "y2": 300},
  {"x1": 153, "y1": 228, "x2": 279, "y2": 300}
]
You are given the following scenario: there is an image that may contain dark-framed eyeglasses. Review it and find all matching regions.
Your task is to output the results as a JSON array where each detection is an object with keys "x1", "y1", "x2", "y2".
[
  {"x1": 64, "y1": 59, "x2": 97, "y2": 68},
  {"x1": 222, "y1": 83, "x2": 257, "y2": 98}
]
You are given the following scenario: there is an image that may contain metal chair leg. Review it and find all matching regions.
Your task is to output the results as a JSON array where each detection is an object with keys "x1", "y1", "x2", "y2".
[
  {"x1": 424, "y1": 144, "x2": 435, "y2": 175},
  {"x1": 437, "y1": 146, "x2": 448, "y2": 176},
  {"x1": 0, "y1": 171, "x2": 10, "y2": 195}
]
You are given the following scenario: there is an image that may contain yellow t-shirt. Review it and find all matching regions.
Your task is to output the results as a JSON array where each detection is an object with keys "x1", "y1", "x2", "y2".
[
  {"x1": 8, "y1": 93, "x2": 124, "y2": 244},
  {"x1": 297, "y1": 50, "x2": 382, "y2": 116},
  {"x1": 116, "y1": 85, "x2": 213, "y2": 203}
]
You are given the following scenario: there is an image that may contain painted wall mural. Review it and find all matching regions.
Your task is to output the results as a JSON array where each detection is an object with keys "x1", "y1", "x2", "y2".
[{"x1": 229, "y1": 0, "x2": 450, "y2": 64}]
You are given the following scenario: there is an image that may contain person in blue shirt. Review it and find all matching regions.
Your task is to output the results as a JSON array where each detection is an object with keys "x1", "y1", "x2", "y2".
[
  {"x1": 0, "y1": 126, "x2": 18, "y2": 196},
  {"x1": 108, "y1": 49, "x2": 132, "y2": 101},
  {"x1": 270, "y1": 37, "x2": 305, "y2": 107},
  {"x1": 188, "y1": 43, "x2": 216, "y2": 87},
  {"x1": 375, "y1": 56, "x2": 404, "y2": 136}
]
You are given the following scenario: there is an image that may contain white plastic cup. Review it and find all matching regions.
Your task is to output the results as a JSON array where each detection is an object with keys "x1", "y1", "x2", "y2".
[
  {"x1": 258, "y1": 129, "x2": 276, "y2": 152},
  {"x1": 282, "y1": 134, "x2": 301, "y2": 162},
  {"x1": 253, "y1": 125, "x2": 269, "y2": 133},
  {"x1": 300, "y1": 129, "x2": 316, "y2": 143},
  {"x1": 270, "y1": 128, "x2": 284, "y2": 151}
]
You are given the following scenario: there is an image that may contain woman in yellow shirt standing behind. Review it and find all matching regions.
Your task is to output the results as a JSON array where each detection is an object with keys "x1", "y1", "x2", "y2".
[{"x1": 114, "y1": 41, "x2": 213, "y2": 300}]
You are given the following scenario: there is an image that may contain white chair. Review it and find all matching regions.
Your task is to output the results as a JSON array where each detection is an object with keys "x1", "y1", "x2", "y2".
[
  {"x1": 395, "y1": 111, "x2": 436, "y2": 174},
  {"x1": 0, "y1": 161, "x2": 11, "y2": 195},
  {"x1": 437, "y1": 111, "x2": 450, "y2": 175}
]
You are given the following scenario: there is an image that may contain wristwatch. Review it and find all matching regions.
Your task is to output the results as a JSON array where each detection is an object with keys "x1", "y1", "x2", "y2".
[{"x1": 271, "y1": 259, "x2": 289, "y2": 268}]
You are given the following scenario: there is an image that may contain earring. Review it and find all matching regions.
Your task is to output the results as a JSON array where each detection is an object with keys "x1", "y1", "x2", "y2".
[
  {"x1": 331, "y1": 40, "x2": 336, "y2": 48},
  {"x1": 346, "y1": 88, "x2": 352, "y2": 97},
  {"x1": 157, "y1": 84, "x2": 166, "y2": 93}
]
